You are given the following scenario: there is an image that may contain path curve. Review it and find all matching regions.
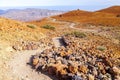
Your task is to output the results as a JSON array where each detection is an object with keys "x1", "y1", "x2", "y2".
[
  {"x1": 7, "y1": 47, "x2": 57, "y2": 80},
  {"x1": 52, "y1": 37, "x2": 66, "y2": 47},
  {"x1": 48, "y1": 17, "x2": 98, "y2": 33}
]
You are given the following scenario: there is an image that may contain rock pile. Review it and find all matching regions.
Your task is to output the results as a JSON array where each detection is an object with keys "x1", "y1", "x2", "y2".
[
  {"x1": 12, "y1": 38, "x2": 53, "y2": 51},
  {"x1": 31, "y1": 35, "x2": 120, "y2": 80}
]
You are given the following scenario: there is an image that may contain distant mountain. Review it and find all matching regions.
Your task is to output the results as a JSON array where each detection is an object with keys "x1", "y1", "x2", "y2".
[
  {"x1": 0, "y1": 8, "x2": 64, "y2": 21},
  {"x1": 0, "y1": 10, "x2": 6, "y2": 14},
  {"x1": 55, "y1": 9, "x2": 92, "y2": 17},
  {"x1": 96, "y1": 6, "x2": 120, "y2": 15}
]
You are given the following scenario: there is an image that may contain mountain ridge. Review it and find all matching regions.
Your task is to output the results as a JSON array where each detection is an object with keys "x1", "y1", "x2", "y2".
[
  {"x1": 96, "y1": 6, "x2": 120, "y2": 15},
  {"x1": 0, "y1": 8, "x2": 64, "y2": 22},
  {"x1": 0, "y1": 10, "x2": 6, "y2": 14},
  {"x1": 53, "y1": 6, "x2": 120, "y2": 27}
]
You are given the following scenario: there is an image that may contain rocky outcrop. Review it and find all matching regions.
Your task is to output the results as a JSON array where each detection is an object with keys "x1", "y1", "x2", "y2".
[{"x1": 30, "y1": 35, "x2": 120, "y2": 80}]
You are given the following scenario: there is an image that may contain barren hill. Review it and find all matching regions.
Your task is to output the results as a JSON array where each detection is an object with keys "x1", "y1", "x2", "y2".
[
  {"x1": 96, "y1": 6, "x2": 120, "y2": 15},
  {"x1": 0, "y1": 9, "x2": 64, "y2": 22},
  {"x1": 53, "y1": 7, "x2": 120, "y2": 27},
  {"x1": 0, "y1": 17, "x2": 45, "y2": 43},
  {"x1": 59, "y1": 10, "x2": 92, "y2": 16}
]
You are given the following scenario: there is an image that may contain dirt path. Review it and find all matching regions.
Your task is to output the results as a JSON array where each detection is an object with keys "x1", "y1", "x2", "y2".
[
  {"x1": 52, "y1": 37, "x2": 66, "y2": 47},
  {"x1": 49, "y1": 17, "x2": 119, "y2": 43},
  {"x1": 69, "y1": 23, "x2": 76, "y2": 28},
  {"x1": 48, "y1": 17, "x2": 98, "y2": 33},
  {"x1": 6, "y1": 36, "x2": 66, "y2": 80},
  {"x1": 49, "y1": 17, "x2": 120, "y2": 44},
  {"x1": 0, "y1": 41, "x2": 15, "y2": 80},
  {"x1": 2, "y1": 35, "x2": 66, "y2": 80},
  {"x1": 6, "y1": 47, "x2": 58, "y2": 80}
]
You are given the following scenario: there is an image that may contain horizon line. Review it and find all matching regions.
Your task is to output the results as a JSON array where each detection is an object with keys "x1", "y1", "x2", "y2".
[{"x1": 0, "y1": 5, "x2": 119, "y2": 11}]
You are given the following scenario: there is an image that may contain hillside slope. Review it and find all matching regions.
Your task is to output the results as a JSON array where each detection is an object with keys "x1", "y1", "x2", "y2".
[
  {"x1": 0, "y1": 17, "x2": 45, "y2": 43},
  {"x1": 53, "y1": 7, "x2": 120, "y2": 27},
  {"x1": 96, "y1": 6, "x2": 120, "y2": 15},
  {"x1": 0, "y1": 9, "x2": 64, "y2": 21}
]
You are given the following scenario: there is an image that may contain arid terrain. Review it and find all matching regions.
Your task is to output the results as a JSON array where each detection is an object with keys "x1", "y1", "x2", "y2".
[{"x1": 0, "y1": 6, "x2": 120, "y2": 80}]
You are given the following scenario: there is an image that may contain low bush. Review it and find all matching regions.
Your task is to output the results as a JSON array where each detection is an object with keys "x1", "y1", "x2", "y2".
[
  {"x1": 27, "y1": 24, "x2": 36, "y2": 29},
  {"x1": 65, "y1": 31, "x2": 86, "y2": 38},
  {"x1": 97, "y1": 46, "x2": 106, "y2": 51},
  {"x1": 116, "y1": 14, "x2": 120, "y2": 17},
  {"x1": 41, "y1": 25, "x2": 55, "y2": 30}
]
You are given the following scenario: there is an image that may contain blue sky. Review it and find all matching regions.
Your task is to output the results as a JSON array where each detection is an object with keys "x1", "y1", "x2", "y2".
[{"x1": 0, "y1": 0, "x2": 120, "y2": 6}]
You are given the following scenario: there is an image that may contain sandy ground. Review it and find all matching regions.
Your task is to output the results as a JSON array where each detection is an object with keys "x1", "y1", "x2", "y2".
[
  {"x1": 0, "y1": 41, "x2": 14, "y2": 80},
  {"x1": 7, "y1": 49, "x2": 57, "y2": 80},
  {"x1": 0, "y1": 41, "x2": 58, "y2": 80},
  {"x1": 52, "y1": 37, "x2": 66, "y2": 47},
  {"x1": 0, "y1": 36, "x2": 63, "y2": 80}
]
